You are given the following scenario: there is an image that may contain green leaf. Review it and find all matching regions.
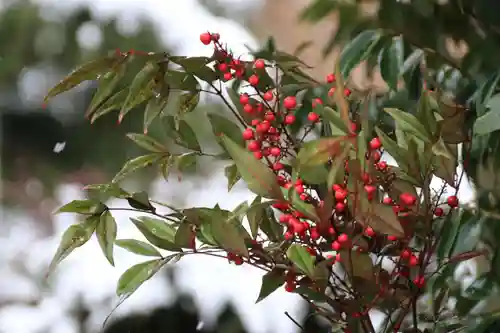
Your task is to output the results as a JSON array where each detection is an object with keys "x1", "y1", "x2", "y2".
[
  {"x1": 126, "y1": 191, "x2": 155, "y2": 211},
  {"x1": 363, "y1": 203, "x2": 404, "y2": 237},
  {"x1": 299, "y1": 164, "x2": 329, "y2": 184},
  {"x1": 224, "y1": 164, "x2": 241, "y2": 191},
  {"x1": 90, "y1": 88, "x2": 129, "y2": 123},
  {"x1": 374, "y1": 127, "x2": 408, "y2": 166},
  {"x1": 137, "y1": 216, "x2": 176, "y2": 242},
  {"x1": 96, "y1": 211, "x2": 118, "y2": 265},
  {"x1": 56, "y1": 199, "x2": 106, "y2": 215},
  {"x1": 357, "y1": 129, "x2": 368, "y2": 171},
  {"x1": 159, "y1": 155, "x2": 175, "y2": 181},
  {"x1": 144, "y1": 88, "x2": 170, "y2": 133},
  {"x1": 297, "y1": 137, "x2": 347, "y2": 167},
  {"x1": 171, "y1": 56, "x2": 219, "y2": 83},
  {"x1": 315, "y1": 105, "x2": 350, "y2": 135},
  {"x1": 116, "y1": 259, "x2": 164, "y2": 296},
  {"x1": 85, "y1": 59, "x2": 128, "y2": 118},
  {"x1": 327, "y1": 145, "x2": 351, "y2": 188},
  {"x1": 221, "y1": 135, "x2": 283, "y2": 200},
  {"x1": 339, "y1": 250, "x2": 374, "y2": 280},
  {"x1": 126, "y1": 133, "x2": 167, "y2": 153},
  {"x1": 416, "y1": 93, "x2": 438, "y2": 138},
  {"x1": 379, "y1": 38, "x2": 401, "y2": 91},
  {"x1": 260, "y1": 208, "x2": 283, "y2": 242},
  {"x1": 164, "y1": 70, "x2": 199, "y2": 91},
  {"x1": 208, "y1": 114, "x2": 244, "y2": 147},
  {"x1": 112, "y1": 154, "x2": 162, "y2": 183},
  {"x1": 211, "y1": 209, "x2": 249, "y2": 257},
  {"x1": 163, "y1": 116, "x2": 201, "y2": 151},
  {"x1": 175, "y1": 152, "x2": 198, "y2": 173},
  {"x1": 256, "y1": 269, "x2": 286, "y2": 303},
  {"x1": 174, "y1": 223, "x2": 195, "y2": 249},
  {"x1": 115, "y1": 239, "x2": 162, "y2": 257},
  {"x1": 83, "y1": 183, "x2": 130, "y2": 199},
  {"x1": 130, "y1": 217, "x2": 182, "y2": 251},
  {"x1": 436, "y1": 210, "x2": 461, "y2": 263},
  {"x1": 47, "y1": 217, "x2": 98, "y2": 276},
  {"x1": 247, "y1": 196, "x2": 263, "y2": 238},
  {"x1": 289, "y1": 190, "x2": 320, "y2": 223},
  {"x1": 119, "y1": 62, "x2": 158, "y2": 122},
  {"x1": 339, "y1": 30, "x2": 382, "y2": 79},
  {"x1": 384, "y1": 108, "x2": 431, "y2": 143},
  {"x1": 474, "y1": 94, "x2": 500, "y2": 135},
  {"x1": 45, "y1": 55, "x2": 121, "y2": 103},
  {"x1": 177, "y1": 91, "x2": 200, "y2": 115},
  {"x1": 286, "y1": 244, "x2": 315, "y2": 277}
]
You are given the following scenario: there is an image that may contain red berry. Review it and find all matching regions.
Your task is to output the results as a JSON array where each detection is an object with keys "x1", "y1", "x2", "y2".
[
  {"x1": 248, "y1": 74, "x2": 259, "y2": 86},
  {"x1": 308, "y1": 112, "x2": 320, "y2": 122},
  {"x1": 312, "y1": 98, "x2": 323, "y2": 108},
  {"x1": 447, "y1": 195, "x2": 459, "y2": 208},
  {"x1": 328, "y1": 87, "x2": 336, "y2": 97},
  {"x1": 364, "y1": 185, "x2": 376, "y2": 196},
  {"x1": 284, "y1": 114, "x2": 296, "y2": 125},
  {"x1": 242, "y1": 128, "x2": 254, "y2": 140},
  {"x1": 377, "y1": 161, "x2": 387, "y2": 170},
  {"x1": 253, "y1": 151, "x2": 263, "y2": 159},
  {"x1": 239, "y1": 94, "x2": 249, "y2": 105},
  {"x1": 264, "y1": 112, "x2": 275, "y2": 121},
  {"x1": 335, "y1": 202, "x2": 345, "y2": 212},
  {"x1": 331, "y1": 241, "x2": 341, "y2": 251},
  {"x1": 369, "y1": 137, "x2": 382, "y2": 150},
  {"x1": 400, "y1": 249, "x2": 411, "y2": 259},
  {"x1": 270, "y1": 147, "x2": 281, "y2": 157},
  {"x1": 310, "y1": 228, "x2": 320, "y2": 241},
  {"x1": 335, "y1": 189, "x2": 348, "y2": 201},
  {"x1": 285, "y1": 282, "x2": 296, "y2": 292},
  {"x1": 256, "y1": 121, "x2": 271, "y2": 134},
  {"x1": 332, "y1": 184, "x2": 343, "y2": 192},
  {"x1": 338, "y1": 233, "x2": 349, "y2": 243},
  {"x1": 273, "y1": 162, "x2": 284, "y2": 171},
  {"x1": 263, "y1": 91, "x2": 274, "y2": 101},
  {"x1": 371, "y1": 150, "x2": 381, "y2": 162},
  {"x1": 247, "y1": 140, "x2": 260, "y2": 152},
  {"x1": 218, "y1": 63, "x2": 228, "y2": 72},
  {"x1": 283, "y1": 96, "x2": 297, "y2": 110},
  {"x1": 409, "y1": 255, "x2": 418, "y2": 266},
  {"x1": 382, "y1": 197, "x2": 393, "y2": 205},
  {"x1": 387, "y1": 235, "x2": 398, "y2": 241},
  {"x1": 326, "y1": 73, "x2": 335, "y2": 83},
  {"x1": 200, "y1": 32, "x2": 212, "y2": 45},
  {"x1": 223, "y1": 72, "x2": 232, "y2": 81},
  {"x1": 365, "y1": 227, "x2": 375, "y2": 237},
  {"x1": 243, "y1": 104, "x2": 253, "y2": 113},
  {"x1": 254, "y1": 59, "x2": 266, "y2": 69},
  {"x1": 400, "y1": 193, "x2": 417, "y2": 206},
  {"x1": 279, "y1": 214, "x2": 291, "y2": 224},
  {"x1": 434, "y1": 207, "x2": 444, "y2": 216},
  {"x1": 344, "y1": 88, "x2": 351, "y2": 97}
]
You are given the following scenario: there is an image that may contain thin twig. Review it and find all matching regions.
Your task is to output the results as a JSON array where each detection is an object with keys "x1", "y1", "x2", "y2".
[{"x1": 285, "y1": 311, "x2": 306, "y2": 332}]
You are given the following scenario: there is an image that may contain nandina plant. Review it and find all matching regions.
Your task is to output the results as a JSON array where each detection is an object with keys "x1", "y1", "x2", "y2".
[{"x1": 46, "y1": 32, "x2": 486, "y2": 332}]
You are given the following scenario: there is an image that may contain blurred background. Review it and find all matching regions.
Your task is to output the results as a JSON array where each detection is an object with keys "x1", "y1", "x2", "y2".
[{"x1": 0, "y1": 0, "x2": 338, "y2": 333}]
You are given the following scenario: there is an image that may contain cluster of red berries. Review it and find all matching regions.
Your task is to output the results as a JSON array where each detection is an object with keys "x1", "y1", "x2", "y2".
[{"x1": 200, "y1": 32, "x2": 461, "y2": 302}]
